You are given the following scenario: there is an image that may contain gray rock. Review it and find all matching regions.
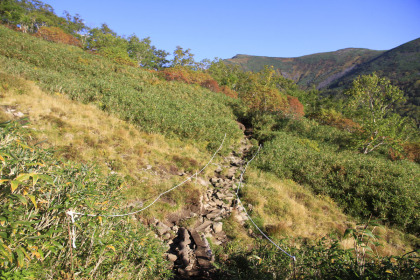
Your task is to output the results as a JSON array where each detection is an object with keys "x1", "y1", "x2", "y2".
[
  {"x1": 156, "y1": 222, "x2": 171, "y2": 236},
  {"x1": 226, "y1": 167, "x2": 237, "y2": 179},
  {"x1": 213, "y1": 222, "x2": 223, "y2": 233},
  {"x1": 163, "y1": 232, "x2": 172, "y2": 240},
  {"x1": 216, "y1": 192, "x2": 225, "y2": 200},
  {"x1": 196, "y1": 177, "x2": 209, "y2": 187},
  {"x1": 167, "y1": 253, "x2": 178, "y2": 262},
  {"x1": 206, "y1": 209, "x2": 224, "y2": 220},
  {"x1": 196, "y1": 220, "x2": 213, "y2": 232}
]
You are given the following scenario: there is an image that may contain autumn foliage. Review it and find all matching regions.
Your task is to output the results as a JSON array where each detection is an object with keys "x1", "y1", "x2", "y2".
[
  {"x1": 159, "y1": 66, "x2": 239, "y2": 97},
  {"x1": 286, "y1": 95, "x2": 305, "y2": 118},
  {"x1": 200, "y1": 79, "x2": 220, "y2": 93},
  {"x1": 389, "y1": 142, "x2": 420, "y2": 163},
  {"x1": 34, "y1": 26, "x2": 82, "y2": 47},
  {"x1": 310, "y1": 108, "x2": 359, "y2": 132}
]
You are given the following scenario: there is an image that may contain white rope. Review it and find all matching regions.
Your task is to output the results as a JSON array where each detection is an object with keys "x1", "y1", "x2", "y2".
[
  {"x1": 66, "y1": 134, "x2": 226, "y2": 248},
  {"x1": 67, "y1": 210, "x2": 77, "y2": 249},
  {"x1": 235, "y1": 145, "x2": 296, "y2": 261}
]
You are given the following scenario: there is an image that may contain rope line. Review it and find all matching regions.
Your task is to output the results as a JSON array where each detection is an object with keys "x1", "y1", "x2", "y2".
[
  {"x1": 235, "y1": 145, "x2": 296, "y2": 261},
  {"x1": 66, "y1": 134, "x2": 226, "y2": 248}
]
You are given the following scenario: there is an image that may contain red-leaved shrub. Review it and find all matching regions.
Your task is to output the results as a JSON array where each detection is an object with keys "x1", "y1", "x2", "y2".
[
  {"x1": 34, "y1": 26, "x2": 82, "y2": 47},
  {"x1": 221, "y1": 86, "x2": 238, "y2": 98},
  {"x1": 286, "y1": 95, "x2": 305, "y2": 118},
  {"x1": 201, "y1": 79, "x2": 220, "y2": 92}
]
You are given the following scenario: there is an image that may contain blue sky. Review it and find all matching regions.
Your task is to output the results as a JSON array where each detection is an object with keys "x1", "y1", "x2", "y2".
[{"x1": 45, "y1": 0, "x2": 420, "y2": 61}]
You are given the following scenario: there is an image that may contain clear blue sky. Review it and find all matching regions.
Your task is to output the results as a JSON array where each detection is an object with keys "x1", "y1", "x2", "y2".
[{"x1": 45, "y1": 0, "x2": 420, "y2": 61}]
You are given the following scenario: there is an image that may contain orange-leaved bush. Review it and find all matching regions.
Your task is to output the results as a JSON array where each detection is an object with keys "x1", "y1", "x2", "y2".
[
  {"x1": 200, "y1": 79, "x2": 220, "y2": 93},
  {"x1": 34, "y1": 26, "x2": 82, "y2": 47},
  {"x1": 310, "y1": 108, "x2": 359, "y2": 132},
  {"x1": 286, "y1": 95, "x2": 305, "y2": 119}
]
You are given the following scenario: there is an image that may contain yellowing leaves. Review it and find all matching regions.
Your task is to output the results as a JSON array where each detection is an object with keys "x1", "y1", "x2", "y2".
[{"x1": 106, "y1": 245, "x2": 116, "y2": 252}]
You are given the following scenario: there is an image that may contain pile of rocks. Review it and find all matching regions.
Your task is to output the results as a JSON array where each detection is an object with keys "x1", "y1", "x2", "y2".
[{"x1": 152, "y1": 137, "x2": 253, "y2": 278}]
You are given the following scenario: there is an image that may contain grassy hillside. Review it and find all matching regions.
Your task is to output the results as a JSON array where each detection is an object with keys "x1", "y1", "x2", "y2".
[
  {"x1": 226, "y1": 38, "x2": 420, "y2": 123},
  {"x1": 2, "y1": 74, "x2": 417, "y2": 279},
  {"x1": 225, "y1": 48, "x2": 384, "y2": 89},
  {"x1": 0, "y1": 25, "x2": 242, "y2": 150},
  {"x1": 1, "y1": 24, "x2": 419, "y2": 279},
  {"x1": 327, "y1": 37, "x2": 420, "y2": 122}
]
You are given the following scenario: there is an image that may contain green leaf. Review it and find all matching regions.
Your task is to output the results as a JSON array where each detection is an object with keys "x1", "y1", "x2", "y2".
[
  {"x1": 28, "y1": 194, "x2": 37, "y2": 209},
  {"x1": 15, "y1": 173, "x2": 31, "y2": 182},
  {"x1": 362, "y1": 229, "x2": 376, "y2": 239},
  {"x1": 14, "y1": 194, "x2": 28, "y2": 205},
  {"x1": 52, "y1": 241, "x2": 63, "y2": 250},
  {"x1": 39, "y1": 174, "x2": 54, "y2": 184},
  {"x1": 343, "y1": 229, "x2": 354, "y2": 239},
  {"x1": 16, "y1": 247, "x2": 25, "y2": 267},
  {"x1": 11, "y1": 180, "x2": 19, "y2": 192},
  {"x1": 32, "y1": 174, "x2": 40, "y2": 187}
]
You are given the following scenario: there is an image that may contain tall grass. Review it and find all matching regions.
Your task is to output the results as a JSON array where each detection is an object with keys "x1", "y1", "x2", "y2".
[
  {"x1": 256, "y1": 132, "x2": 420, "y2": 234},
  {"x1": 0, "y1": 25, "x2": 242, "y2": 149},
  {"x1": 0, "y1": 122, "x2": 172, "y2": 279}
]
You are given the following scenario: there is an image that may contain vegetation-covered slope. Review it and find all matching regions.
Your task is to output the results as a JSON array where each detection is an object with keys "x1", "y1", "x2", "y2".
[
  {"x1": 225, "y1": 48, "x2": 384, "y2": 89},
  {"x1": 226, "y1": 38, "x2": 420, "y2": 123},
  {"x1": 327, "y1": 37, "x2": 420, "y2": 122},
  {"x1": 0, "y1": 1, "x2": 419, "y2": 278},
  {"x1": 0, "y1": 25, "x2": 242, "y2": 150}
]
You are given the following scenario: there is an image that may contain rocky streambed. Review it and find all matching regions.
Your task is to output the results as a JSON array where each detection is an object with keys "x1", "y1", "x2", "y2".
[{"x1": 149, "y1": 137, "x2": 253, "y2": 279}]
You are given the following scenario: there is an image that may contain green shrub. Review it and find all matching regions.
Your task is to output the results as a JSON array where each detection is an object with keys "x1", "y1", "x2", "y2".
[
  {"x1": 256, "y1": 132, "x2": 420, "y2": 234},
  {"x1": 217, "y1": 237, "x2": 419, "y2": 279},
  {"x1": 0, "y1": 25, "x2": 242, "y2": 150},
  {"x1": 0, "y1": 122, "x2": 172, "y2": 278}
]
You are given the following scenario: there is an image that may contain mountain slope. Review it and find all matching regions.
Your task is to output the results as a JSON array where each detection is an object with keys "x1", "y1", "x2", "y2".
[
  {"x1": 327, "y1": 37, "x2": 420, "y2": 121},
  {"x1": 226, "y1": 38, "x2": 420, "y2": 122},
  {"x1": 225, "y1": 48, "x2": 384, "y2": 89}
]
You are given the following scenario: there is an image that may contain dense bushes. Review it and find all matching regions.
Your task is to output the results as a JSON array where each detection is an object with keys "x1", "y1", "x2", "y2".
[
  {"x1": 0, "y1": 25, "x2": 242, "y2": 149},
  {"x1": 34, "y1": 26, "x2": 82, "y2": 47},
  {"x1": 255, "y1": 132, "x2": 420, "y2": 234},
  {"x1": 0, "y1": 122, "x2": 172, "y2": 278},
  {"x1": 217, "y1": 237, "x2": 419, "y2": 279}
]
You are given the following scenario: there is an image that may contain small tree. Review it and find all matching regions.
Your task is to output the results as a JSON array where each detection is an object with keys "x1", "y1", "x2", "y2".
[
  {"x1": 171, "y1": 46, "x2": 196, "y2": 68},
  {"x1": 345, "y1": 73, "x2": 409, "y2": 154}
]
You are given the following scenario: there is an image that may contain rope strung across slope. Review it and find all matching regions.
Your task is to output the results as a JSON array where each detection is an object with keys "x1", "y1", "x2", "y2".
[
  {"x1": 235, "y1": 145, "x2": 296, "y2": 262},
  {"x1": 66, "y1": 134, "x2": 226, "y2": 249}
]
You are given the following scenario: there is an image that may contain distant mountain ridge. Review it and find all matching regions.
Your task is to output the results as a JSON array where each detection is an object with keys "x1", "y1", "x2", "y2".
[
  {"x1": 225, "y1": 48, "x2": 385, "y2": 89},
  {"x1": 226, "y1": 38, "x2": 420, "y2": 122}
]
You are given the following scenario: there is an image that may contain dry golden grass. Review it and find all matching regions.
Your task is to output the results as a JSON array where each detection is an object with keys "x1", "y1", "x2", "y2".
[
  {"x1": 1, "y1": 73, "x2": 416, "y2": 255},
  {"x1": 240, "y1": 169, "x2": 417, "y2": 256},
  {"x1": 1, "y1": 75, "x2": 214, "y2": 219}
]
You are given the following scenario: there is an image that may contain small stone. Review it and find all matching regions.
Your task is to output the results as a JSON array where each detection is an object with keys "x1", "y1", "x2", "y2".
[
  {"x1": 156, "y1": 222, "x2": 171, "y2": 236},
  {"x1": 213, "y1": 222, "x2": 223, "y2": 233},
  {"x1": 167, "y1": 253, "x2": 178, "y2": 262},
  {"x1": 163, "y1": 232, "x2": 171, "y2": 240},
  {"x1": 196, "y1": 220, "x2": 212, "y2": 232}
]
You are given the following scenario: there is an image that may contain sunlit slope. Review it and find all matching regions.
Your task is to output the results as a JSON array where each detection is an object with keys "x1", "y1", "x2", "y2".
[
  {"x1": 0, "y1": 25, "x2": 242, "y2": 149},
  {"x1": 2, "y1": 75, "x2": 416, "y2": 257},
  {"x1": 225, "y1": 48, "x2": 384, "y2": 89}
]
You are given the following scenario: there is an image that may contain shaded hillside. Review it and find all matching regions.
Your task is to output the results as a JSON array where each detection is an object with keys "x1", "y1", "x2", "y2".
[
  {"x1": 225, "y1": 48, "x2": 384, "y2": 89},
  {"x1": 327, "y1": 37, "x2": 420, "y2": 122}
]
